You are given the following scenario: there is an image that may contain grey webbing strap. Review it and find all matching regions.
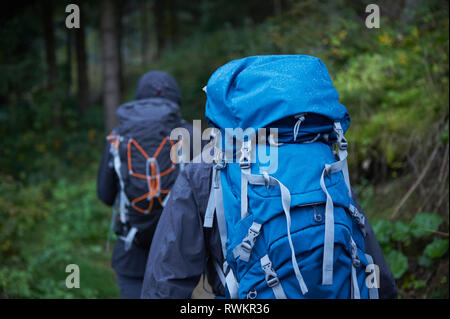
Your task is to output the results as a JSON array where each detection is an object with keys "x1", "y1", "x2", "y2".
[
  {"x1": 350, "y1": 237, "x2": 361, "y2": 299},
  {"x1": 240, "y1": 141, "x2": 251, "y2": 220},
  {"x1": 213, "y1": 168, "x2": 228, "y2": 263},
  {"x1": 232, "y1": 222, "x2": 262, "y2": 262},
  {"x1": 334, "y1": 122, "x2": 351, "y2": 197},
  {"x1": 260, "y1": 254, "x2": 287, "y2": 299},
  {"x1": 202, "y1": 136, "x2": 237, "y2": 297},
  {"x1": 177, "y1": 138, "x2": 185, "y2": 172},
  {"x1": 320, "y1": 155, "x2": 350, "y2": 285},
  {"x1": 245, "y1": 172, "x2": 278, "y2": 187},
  {"x1": 111, "y1": 141, "x2": 130, "y2": 224},
  {"x1": 364, "y1": 254, "x2": 380, "y2": 299},
  {"x1": 241, "y1": 170, "x2": 249, "y2": 219},
  {"x1": 106, "y1": 195, "x2": 120, "y2": 251},
  {"x1": 342, "y1": 156, "x2": 351, "y2": 197},
  {"x1": 203, "y1": 167, "x2": 217, "y2": 228},
  {"x1": 119, "y1": 191, "x2": 129, "y2": 224},
  {"x1": 320, "y1": 135, "x2": 353, "y2": 286},
  {"x1": 121, "y1": 226, "x2": 138, "y2": 251},
  {"x1": 351, "y1": 264, "x2": 361, "y2": 299},
  {"x1": 225, "y1": 267, "x2": 239, "y2": 299},
  {"x1": 161, "y1": 191, "x2": 170, "y2": 208},
  {"x1": 204, "y1": 132, "x2": 225, "y2": 228},
  {"x1": 214, "y1": 260, "x2": 239, "y2": 299},
  {"x1": 245, "y1": 172, "x2": 308, "y2": 295},
  {"x1": 349, "y1": 204, "x2": 366, "y2": 236},
  {"x1": 320, "y1": 165, "x2": 336, "y2": 285}
]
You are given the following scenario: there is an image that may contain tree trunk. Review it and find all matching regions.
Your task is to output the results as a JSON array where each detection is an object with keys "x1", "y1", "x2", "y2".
[
  {"x1": 66, "y1": 29, "x2": 72, "y2": 96},
  {"x1": 169, "y1": 0, "x2": 178, "y2": 45},
  {"x1": 42, "y1": 0, "x2": 57, "y2": 89},
  {"x1": 140, "y1": 0, "x2": 152, "y2": 66},
  {"x1": 75, "y1": 5, "x2": 90, "y2": 115},
  {"x1": 41, "y1": 0, "x2": 59, "y2": 127},
  {"x1": 273, "y1": 0, "x2": 282, "y2": 16},
  {"x1": 153, "y1": 0, "x2": 165, "y2": 57},
  {"x1": 116, "y1": 0, "x2": 125, "y2": 95},
  {"x1": 101, "y1": 0, "x2": 120, "y2": 133}
]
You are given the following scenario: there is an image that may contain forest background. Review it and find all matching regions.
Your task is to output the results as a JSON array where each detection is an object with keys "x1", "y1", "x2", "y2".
[{"x1": 0, "y1": 0, "x2": 448, "y2": 298}]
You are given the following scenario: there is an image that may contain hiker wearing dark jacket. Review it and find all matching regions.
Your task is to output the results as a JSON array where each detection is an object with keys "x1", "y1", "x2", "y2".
[
  {"x1": 141, "y1": 56, "x2": 398, "y2": 299},
  {"x1": 97, "y1": 71, "x2": 194, "y2": 299},
  {"x1": 140, "y1": 153, "x2": 397, "y2": 299}
]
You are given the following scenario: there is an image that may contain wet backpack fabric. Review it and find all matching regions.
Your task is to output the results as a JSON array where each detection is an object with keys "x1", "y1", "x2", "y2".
[
  {"x1": 107, "y1": 97, "x2": 182, "y2": 250},
  {"x1": 203, "y1": 55, "x2": 379, "y2": 299}
]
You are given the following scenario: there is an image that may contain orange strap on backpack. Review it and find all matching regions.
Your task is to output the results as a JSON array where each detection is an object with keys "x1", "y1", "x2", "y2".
[{"x1": 126, "y1": 136, "x2": 175, "y2": 214}]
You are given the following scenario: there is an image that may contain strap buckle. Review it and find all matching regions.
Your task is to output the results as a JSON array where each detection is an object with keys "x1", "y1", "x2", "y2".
[
  {"x1": 239, "y1": 161, "x2": 251, "y2": 169},
  {"x1": 266, "y1": 274, "x2": 280, "y2": 288},
  {"x1": 241, "y1": 227, "x2": 259, "y2": 253},
  {"x1": 261, "y1": 257, "x2": 280, "y2": 288},
  {"x1": 333, "y1": 122, "x2": 348, "y2": 151},
  {"x1": 339, "y1": 138, "x2": 348, "y2": 151},
  {"x1": 234, "y1": 222, "x2": 261, "y2": 262},
  {"x1": 239, "y1": 141, "x2": 251, "y2": 168}
]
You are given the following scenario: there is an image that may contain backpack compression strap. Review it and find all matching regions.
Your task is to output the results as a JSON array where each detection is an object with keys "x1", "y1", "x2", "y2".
[
  {"x1": 126, "y1": 136, "x2": 175, "y2": 213},
  {"x1": 107, "y1": 134, "x2": 136, "y2": 251},
  {"x1": 260, "y1": 254, "x2": 287, "y2": 299},
  {"x1": 243, "y1": 171, "x2": 309, "y2": 295},
  {"x1": 204, "y1": 157, "x2": 239, "y2": 299},
  {"x1": 364, "y1": 253, "x2": 380, "y2": 299},
  {"x1": 320, "y1": 122, "x2": 353, "y2": 285},
  {"x1": 350, "y1": 236, "x2": 361, "y2": 299},
  {"x1": 203, "y1": 129, "x2": 241, "y2": 299},
  {"x1": 333, "y1": 122, "x2": 351, "y2": 196},
  {"x1": 107, "y1": 134, "x2": 131, "y2": 224}
]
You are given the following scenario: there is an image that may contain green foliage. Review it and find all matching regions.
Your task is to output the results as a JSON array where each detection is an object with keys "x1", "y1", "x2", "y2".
[
  {"x1": 419, "y1": 239, "x2": 449, "y2": 267},
  {"x1": 372, "y1": 212, "x2": 448, "y2": 297},
  {"x1": 136, "y1": 0, "x2": 449, "y2": 181},
  {"x1": 0, "y1": 169, "x2": 119, "y2": 298},
  {"x1": 1, "y1": 0, "x2": 448, "y2": 299},
  {"x1": 385, "y1": 250, "x2": 409, "y2": 279},
  {"x1": 392, "y1": 221, "x2": 411, "y2": 242},
  {"x1": 372, "y1": 219, "x2": 393, "y2": 246},
  {"x1": 411, "y1": 213, "x2": 443, "y2": 238}
]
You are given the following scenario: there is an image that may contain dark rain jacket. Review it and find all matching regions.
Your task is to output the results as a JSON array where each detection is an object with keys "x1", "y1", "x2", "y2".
[
  {"x1": 97, "y1": 71, "x2": 194, "y2": 278},
  {"x1": 141, "y1": 153, "x2": 398, "y2": 299}
]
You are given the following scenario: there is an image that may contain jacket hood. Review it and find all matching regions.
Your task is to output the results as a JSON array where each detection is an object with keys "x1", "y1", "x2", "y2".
[
  {"x1": 135, "y1": 71, "x2": 182, "y2": 105},
  {"x1": 117, "y1": 97, "x2": 180, "y2": 124}
]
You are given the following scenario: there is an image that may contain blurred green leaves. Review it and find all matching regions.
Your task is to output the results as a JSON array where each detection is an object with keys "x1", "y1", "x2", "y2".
[
  {"x1": 411, "y1": 213, "x2": 443, "y2": 238},
  {"x1": 385, "y1": 250, "x2": 409, "y2": 279},
  {"x1": 419, "y1": 239, "x2": 449, "y2": 267},
  {"x1": 0, "y1": 0, "x2": 448, "y2": 299},
  {"x1": 373, "y1": 212, "x2": 448, "y2": 294},
  {"x1": 0, "y1": 172, "x2": 119, "y2": 298}
]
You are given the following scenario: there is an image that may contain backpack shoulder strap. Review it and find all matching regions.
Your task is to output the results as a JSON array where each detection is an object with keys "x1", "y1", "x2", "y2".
[
  {"x1": 203, "y1": 141, "x2": 240, "y2": 298},
  {"x1": 107, "y1": 133, "x2": 137, "y2": 251},
  {"x1": 107, "y1": 133, "x2": 130, "y2": 224}
]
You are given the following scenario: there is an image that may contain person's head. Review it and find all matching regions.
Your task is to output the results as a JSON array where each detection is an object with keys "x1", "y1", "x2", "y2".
[{"x1": 135, "y1": 71, "x2": 182, "y2": 105}]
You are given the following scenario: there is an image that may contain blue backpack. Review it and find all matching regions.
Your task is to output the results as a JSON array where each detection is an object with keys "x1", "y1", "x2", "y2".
[{"x1": 202, "y1": 55, "x2": 379, "y2": 299}]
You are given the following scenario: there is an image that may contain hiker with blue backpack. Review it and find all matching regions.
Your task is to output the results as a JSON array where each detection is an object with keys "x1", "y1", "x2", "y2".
[
  {"x1": 141, "y1": 55, "x2": 397, "y2": 299},
  {"x1": 97, "y1": 71, "x2": 193, "y2": 299}
]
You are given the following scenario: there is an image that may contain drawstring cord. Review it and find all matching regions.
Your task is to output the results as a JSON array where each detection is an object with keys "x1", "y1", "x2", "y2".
[{"x1": 293, "y1": 114, "x2": 305, "y2": 141}]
